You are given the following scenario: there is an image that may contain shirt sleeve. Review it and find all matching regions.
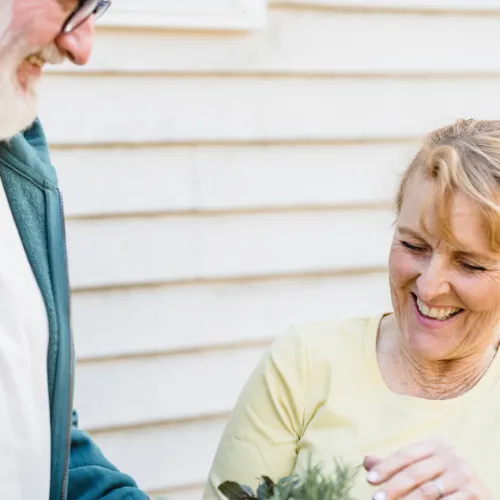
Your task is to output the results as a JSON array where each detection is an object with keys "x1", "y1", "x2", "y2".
[{"x1": 203, "y1": 326, "x2": 310, "y2": 499}]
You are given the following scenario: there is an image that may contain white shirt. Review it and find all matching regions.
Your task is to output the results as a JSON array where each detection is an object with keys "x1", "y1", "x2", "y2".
[{"x1": 0, "y1": 177, "x2": 51, "y2": 499}]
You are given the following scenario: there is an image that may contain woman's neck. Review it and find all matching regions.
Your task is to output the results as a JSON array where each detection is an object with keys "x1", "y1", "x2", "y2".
[
  {"x1": 396, "y1": 345, "x2": 496, "y2": 399},
  {"x1": 378, "y1": 315, "x2": 499, "y2": 400}
]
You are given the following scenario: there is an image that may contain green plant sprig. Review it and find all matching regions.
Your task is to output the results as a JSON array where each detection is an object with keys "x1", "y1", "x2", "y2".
[{"x1": 219, "y1": 461, "x2": 359, "y2": 500}]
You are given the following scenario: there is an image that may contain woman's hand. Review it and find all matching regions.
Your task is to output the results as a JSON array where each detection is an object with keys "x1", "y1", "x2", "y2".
[{"x1": 363, "y1": 437, "x2": 492, "y2": 499}]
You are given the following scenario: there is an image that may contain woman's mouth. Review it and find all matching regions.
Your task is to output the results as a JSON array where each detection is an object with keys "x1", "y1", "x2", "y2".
[{"x1": 411, "y1": 293, "x2": 463, "y2": 322}]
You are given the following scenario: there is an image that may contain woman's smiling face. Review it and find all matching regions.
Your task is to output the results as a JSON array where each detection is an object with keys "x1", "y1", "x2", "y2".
[{"x1": 389, "y1": 167, "x2": 500, "y2": 362}]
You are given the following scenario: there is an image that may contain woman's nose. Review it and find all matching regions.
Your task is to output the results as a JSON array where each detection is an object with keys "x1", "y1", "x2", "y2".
[
  {"x1": 54, "y1": 17, "x2": 95, "y2": 65},
  {"x1": 416, "y1": 255, "x2": 451, "y2": 302}
]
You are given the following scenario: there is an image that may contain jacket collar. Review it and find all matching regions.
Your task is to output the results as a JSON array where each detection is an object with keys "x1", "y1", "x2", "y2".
[{"x1": 0, "y1": 118, "x2": 58, "y2": 187}]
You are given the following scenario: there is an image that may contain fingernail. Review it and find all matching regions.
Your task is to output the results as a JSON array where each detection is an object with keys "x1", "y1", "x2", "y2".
[
  {"x1": 373, "y1": 492, "x2": 387, "y2": 500},
  {"x1": 367, "y1": 470, "x2": 380, "y2": 484}
]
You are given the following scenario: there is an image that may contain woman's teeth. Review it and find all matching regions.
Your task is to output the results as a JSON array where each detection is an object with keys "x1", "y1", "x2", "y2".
[{"x1": 416, "y1": 297, "x2": 461, "y2": 320}]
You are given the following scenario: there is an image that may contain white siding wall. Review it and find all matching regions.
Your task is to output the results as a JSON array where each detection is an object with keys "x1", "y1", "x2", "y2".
[{"x1": 38, "y1": 1, "x2": 500, "y2": 496}]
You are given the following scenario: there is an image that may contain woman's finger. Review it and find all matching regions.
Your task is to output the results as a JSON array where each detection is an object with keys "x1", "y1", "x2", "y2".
[
  {"x1": 368, "y1": 439, "x2": 438, "y2": 485},
  {"x1": 364, "y1": 455, "x2": 382, "y2": 472},
  {"x1": 400, "y1": 474, "x2": 458, "y2": 500},
  {"x1": 371, "y1": 456, "x2": 447, "y2": 500}
]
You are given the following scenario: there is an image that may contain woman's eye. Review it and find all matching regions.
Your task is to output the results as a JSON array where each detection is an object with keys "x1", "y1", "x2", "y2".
[
  {"x1": 461, "y1": 262, "x2": 487, "y2": 272},
  {"x1": 401, "y1": 241, "x2": 426, "y2": 252}
]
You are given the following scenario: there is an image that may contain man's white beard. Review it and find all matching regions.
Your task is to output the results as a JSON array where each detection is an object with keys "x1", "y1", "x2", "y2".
[
  {"x1": 0, "y1": 22, "x2": 65, "y2": 140},
  {"x1": 0, "y1": 62, "x2": 38, "y2": 141},
  {"x1": 0, "y1": 38, "x2": 39, "y2": 141}
]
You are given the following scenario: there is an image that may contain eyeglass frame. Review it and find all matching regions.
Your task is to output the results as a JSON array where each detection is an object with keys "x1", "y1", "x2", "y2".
[{"x1": 61, "y1": 0, "x2": 112, "y2": 34}]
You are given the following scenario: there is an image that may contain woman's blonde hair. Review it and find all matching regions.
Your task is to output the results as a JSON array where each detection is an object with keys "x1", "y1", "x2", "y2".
[{"x1": 396, "y1": 119, "x2": 500, "y2": 252}]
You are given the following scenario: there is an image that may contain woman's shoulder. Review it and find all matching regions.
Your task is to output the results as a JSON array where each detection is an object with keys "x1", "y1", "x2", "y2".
[
  {"x1": 298, "y1": 315, "x2": 377, "y2": 338},
  {"x1": 270, "y1": 315, "x2": 382, "y2": 368},
  {"x1": 265, "y1": 316, "x2": 383, "y2": 424},
  {"x1": 299, "y1": 315, "x2": 379, "y2": 350}
]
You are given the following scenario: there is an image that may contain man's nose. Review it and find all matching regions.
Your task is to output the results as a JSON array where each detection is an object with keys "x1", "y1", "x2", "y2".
[
  {"x1": 416, "y1": 255, "x2": 451, "y2": 302},
  {"x1": 54, "y1": 17, "x2": 95, "y2": 65}
]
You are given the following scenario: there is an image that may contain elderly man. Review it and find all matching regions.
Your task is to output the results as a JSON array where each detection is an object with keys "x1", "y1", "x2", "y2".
[{"x1": 0, "y1": 1, "x2": 150, "y2": 499}]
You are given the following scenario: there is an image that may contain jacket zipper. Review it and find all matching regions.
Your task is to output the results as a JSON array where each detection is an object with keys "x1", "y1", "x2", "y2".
[{"x1": 58, "y1": 188, "x2": 73, "y2": 500}]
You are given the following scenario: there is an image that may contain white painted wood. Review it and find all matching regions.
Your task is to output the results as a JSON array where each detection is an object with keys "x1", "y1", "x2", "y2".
[
  {"x1": 272, "y1": 0, "x2": 500, "y2": 9},
  {"x1": 158, "y1": 491, "x2": 203, "y2": 500},
  {"x1": 100, "y1": 0, "x2": 267, "y2": 30},
  {"x1": 56, "y1": 147, "x2": 197, "y2": 216},
  {"x1": 91, "y1": 418, "x2": 226, "y2": 492},
  {"x1": 39, "y1": 76, "x2": 500, "y2": 145},
  {"x1": 166, "y1": 491, "x2": 204, "y2": 500},
  {"x1": 48, "y1": 11, "x2": 500, "y2": 75},
  {"x1": 154, "y1": 490, "x2": 203, "y2": 500},
  {"x1": 55, "y1": 143, "x2": 409, "y2": 217},
  {"x1": 75, "y1": 346, "x2": 266, "y2": 429},
  {"x1": 73, "y1": 272, "x2": 392, "y2": 359},
  {"x1": 66, "y1": 209, "x2": 394, "y2": 288}
]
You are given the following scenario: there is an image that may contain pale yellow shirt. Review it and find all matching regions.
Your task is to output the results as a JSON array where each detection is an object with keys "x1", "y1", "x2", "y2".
[{"x1": 204, "y1": 315, "x2": 500, "y2": 499}]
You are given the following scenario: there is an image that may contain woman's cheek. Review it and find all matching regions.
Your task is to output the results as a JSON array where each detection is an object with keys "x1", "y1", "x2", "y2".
[
  {"x1": 389, "y1": 248, "x2": 416, "y2": 286},
  {"x1": 456, "y1": 273, "x2": 500, "y2": 313}
]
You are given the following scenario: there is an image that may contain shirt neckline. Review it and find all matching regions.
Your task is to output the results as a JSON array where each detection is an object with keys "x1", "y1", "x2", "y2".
[{"x1": 363, "y1": 314, "x2": 500, "y2": 410}]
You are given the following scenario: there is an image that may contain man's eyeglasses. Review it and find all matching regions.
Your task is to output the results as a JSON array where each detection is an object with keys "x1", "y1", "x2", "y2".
[{"x1": 62, "y1": 0, "x2": 112, "y2": 34}]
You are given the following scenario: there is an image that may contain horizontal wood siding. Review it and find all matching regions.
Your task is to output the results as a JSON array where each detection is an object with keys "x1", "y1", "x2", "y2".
[
  {"x1": 271, "y1": 0, "x2": 500, "y2": 11},
  {"x1": 66, "y1": 209, "x2": 393, "y2": 289},
  {"x1": 72, "y1": 272, "x2": 391, "y2": 360},
  {"x1": 47, "y1": 9, "x2": 500, "y2": 75},
  {"x1": 40, "y1": 76, "x2": 500, "y2": 145},
  {"x1": 54, "y1": 142, "x2": 409, "y2": 217},
  {"x1": 38, "y1": 1, "x2": 499, "y2": 495}
]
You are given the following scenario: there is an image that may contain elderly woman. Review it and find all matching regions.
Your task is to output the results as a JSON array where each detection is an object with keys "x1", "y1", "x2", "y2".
[{"x1": 203, "y1": 119, "x2": 500, "y2": 500}]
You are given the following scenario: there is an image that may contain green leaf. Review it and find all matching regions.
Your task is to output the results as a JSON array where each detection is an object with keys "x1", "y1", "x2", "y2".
[
  {"x1": 241, "y1": 485, "x2": 257, "y2": 496},
  {"x1": 256, "y1": 476, "x2": 275, "y2": 499},
  {"x1": 218, "y1": 481, "x2": 256, "y2": 499}
]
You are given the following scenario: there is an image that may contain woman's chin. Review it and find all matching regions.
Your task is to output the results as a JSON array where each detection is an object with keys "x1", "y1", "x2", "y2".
[
  {"x1": 397, "y1": 296, "x2": 464, "y2": 357},
  {"x1": 407, "y1": 337, "x2": 446, "y2": 360},
  {"x1": 401, "y1": 323, "x2": 458, "y2": 361}
]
